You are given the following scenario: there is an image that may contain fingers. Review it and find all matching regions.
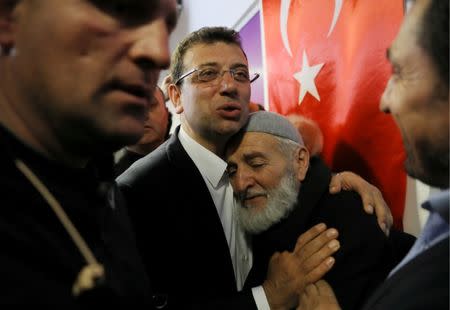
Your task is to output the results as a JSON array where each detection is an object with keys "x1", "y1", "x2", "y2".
[
  {"x1": 293, "y1": 225, "x2": 340, "y2": 284},
  {"x1": 328, "y1": 173, "x2": 342, "y2": 194},
  {"x1": 294, "y1": 225, "x2": 339, "y2": 261},
  {"x1": 360, "y1": 186, "x2": 392, "y2": 236},
  {"x1": 371, "y1": 189, "x2": 393, "y2": 236},
  {"x1": 294, "y1": 223, "x2": 327, "y2": 252},
  {"x1": 299, "y1": 281, "x2": 341, "y2": 310},
  {"x1": 304, "y1": 256, "x2": 336, "y2": 284},
  {"x1": 315, "y1": 280, "x2": 337, "y2": 298},
  {"x1": 304, "y1": 281, "x2": 319, "y2": 298},
  {"x1": 329, "y1": 171, "x2": 393, "y2": 236},
  {"x1": 264, "y1": 227, "x2": 340, "y2": 310}
]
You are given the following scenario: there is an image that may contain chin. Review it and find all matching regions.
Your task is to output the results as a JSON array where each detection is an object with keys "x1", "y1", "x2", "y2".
[{"x1": 217, "y1": 122, "x2": 244, "y2": 137}]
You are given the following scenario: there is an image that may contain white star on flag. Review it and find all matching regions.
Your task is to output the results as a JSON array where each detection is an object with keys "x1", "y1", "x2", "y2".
[{"x1": 293, "y1": 50, "x2": 325, "y2": 105}]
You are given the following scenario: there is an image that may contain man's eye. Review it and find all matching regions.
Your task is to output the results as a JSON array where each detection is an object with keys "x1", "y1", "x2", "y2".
[
  {"x1": 198, "y1": 69, "x2": 219, "y2": 80},
  {"x1": 233, "y1": 70, "x2": 250, "y2": 81},
  {"x1": 250, "y1": 162, "x2": 265, "y2": 169},
  {"x1": 227, "y1": 168, "x2": 236, "y2": 177}
]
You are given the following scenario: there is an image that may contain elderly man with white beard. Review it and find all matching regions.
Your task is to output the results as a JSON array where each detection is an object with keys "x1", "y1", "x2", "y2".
[{"x1": 225, "y1": 111, "x2": 415, "y2": 310}]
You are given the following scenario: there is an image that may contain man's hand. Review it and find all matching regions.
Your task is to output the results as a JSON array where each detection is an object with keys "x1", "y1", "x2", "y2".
[
  {"x1": 297, "y1": 280, "x2": 341, "y2": 310},
  {"x1": 329, "y1": 171, "x2": 393, "y2": 235},
  {"x1": 263, "y1": 224, "x2": 340, "y2": 310}
]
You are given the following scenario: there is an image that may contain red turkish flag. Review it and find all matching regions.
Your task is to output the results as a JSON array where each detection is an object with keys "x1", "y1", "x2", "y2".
[{"x1": 261, "y1": 0, "x2": 406, "y2": 229}]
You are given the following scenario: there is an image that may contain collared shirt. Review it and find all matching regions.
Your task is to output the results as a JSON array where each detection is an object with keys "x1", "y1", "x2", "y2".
[
  {"x1": 389, "y1": 189, "x2": 449, "y2": 277},
  {"x1": 178, "y1": 127, "x2": 253, "y2": 290}
]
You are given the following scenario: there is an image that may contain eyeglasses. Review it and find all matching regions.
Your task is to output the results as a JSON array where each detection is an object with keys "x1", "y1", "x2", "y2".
[{"x1": 174, "y1": 67, "x2": 260, "y2": 85}]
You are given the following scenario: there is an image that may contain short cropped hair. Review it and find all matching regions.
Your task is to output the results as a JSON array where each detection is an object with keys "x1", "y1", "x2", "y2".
[
  {"x1": 419, "y1": 0, "x2": 449, "y2": 93},
  {"x1": 170, "y1": 27, "x2": 244, "y2": 85}
]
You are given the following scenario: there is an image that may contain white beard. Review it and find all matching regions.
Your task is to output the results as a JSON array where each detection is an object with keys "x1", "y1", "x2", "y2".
[{"x1": 237, "y1": 171, "x2": 299, "y2": 234}]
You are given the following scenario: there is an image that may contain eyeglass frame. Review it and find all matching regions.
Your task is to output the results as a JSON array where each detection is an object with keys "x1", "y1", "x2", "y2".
[{"x1": 174, "y1": 67, "x2": 260, "y2": 85}]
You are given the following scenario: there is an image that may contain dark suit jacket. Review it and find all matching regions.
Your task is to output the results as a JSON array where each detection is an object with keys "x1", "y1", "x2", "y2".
[
  {"x1": 244, "y1": 157, "x2": 415, "y2": 310},
  {"x1": 117, "y1": 127, "x2": 257, "y2": 309},
  {"x1": 362, "y1": 235, "x2": 449, "y2": 309}
]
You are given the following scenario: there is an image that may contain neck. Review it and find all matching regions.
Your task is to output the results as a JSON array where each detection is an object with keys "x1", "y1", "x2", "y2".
[
  {"x1": 180, "y1": 124, "x2": 228, "y2": 156},
  {"x1": 0, "y1": 80, "x2": 89, "y2": 168}
]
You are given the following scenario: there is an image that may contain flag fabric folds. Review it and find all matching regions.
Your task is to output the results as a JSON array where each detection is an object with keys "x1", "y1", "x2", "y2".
[{"x1": 261, "y1": 0, "x2": 406, "y2": 228}]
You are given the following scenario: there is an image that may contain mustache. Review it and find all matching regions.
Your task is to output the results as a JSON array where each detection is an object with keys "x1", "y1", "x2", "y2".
[{"x1": 235, "y1": 189, "x2": 267, "y2": 203}]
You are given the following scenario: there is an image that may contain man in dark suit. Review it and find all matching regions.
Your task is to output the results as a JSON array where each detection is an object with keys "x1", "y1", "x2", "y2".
[
  {"x1": 297, "y1": 0, "x2": 449, "y2": 309},
  {"x1": 117, "y1": 27, "x2": 394, "y2": 309},
  {"x1": 226, "y1": 111, "x2": 415, "y2": 310}
]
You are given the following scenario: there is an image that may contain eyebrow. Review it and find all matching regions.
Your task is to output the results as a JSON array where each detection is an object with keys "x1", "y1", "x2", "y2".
[
  {"x1": 243, "y1": 152, "x2": 266, "y2": 161},
  {"x1": 197, "y1": 62, "x2": 249, "y2": 69},
  {"x1": 197, "y1": 62, "x2": 219, "y2": 68}
]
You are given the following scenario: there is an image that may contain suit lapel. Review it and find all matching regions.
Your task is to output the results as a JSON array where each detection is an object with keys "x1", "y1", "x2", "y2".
[{"x1": 166, "y1": 127, "x2": 237, "y2": 291}]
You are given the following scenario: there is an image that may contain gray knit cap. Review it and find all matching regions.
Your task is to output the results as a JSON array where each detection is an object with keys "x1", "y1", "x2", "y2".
[{"x1": 241, "y1": 111, "x2": 304, "y2": 145}]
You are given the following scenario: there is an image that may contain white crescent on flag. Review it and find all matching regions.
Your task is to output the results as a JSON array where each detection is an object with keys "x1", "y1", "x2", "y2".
[
  {"x1": 280, "y1": 0, "x2": 293, "y2": 57},
  {"x1": 328, "y1": 0, "x2": 343, "y2": 37},
  {"x1": 280, "y1": 0, "x2": 343, "y2": 56}
]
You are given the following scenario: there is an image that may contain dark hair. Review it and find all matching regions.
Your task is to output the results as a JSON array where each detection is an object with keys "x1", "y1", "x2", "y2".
[
  {"x1": 165, "y1": 110, "x2": 172, "y2": 140},
  {"x1": 154, "y1": 86, "x2": 172, "y2": 140},
  {"x1": 418, "y1": 0, "x2": 449, "y2": 92},
  {"x1": 170, "y1": 27, "x2": 244, "y2": 85}
]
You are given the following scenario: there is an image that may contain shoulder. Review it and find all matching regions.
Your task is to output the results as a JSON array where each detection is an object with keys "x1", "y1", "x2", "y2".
[
  {"x1": 315, "y1": 190, "x2": 371, "y2": 224},
  {"x1": 363, "y1": 237, "x2": 449, "y2": 310},
  {"x1": 314, "y1": 190, "x2": 388, "y2": 256},
  {"x1": 116, "y1": 140, "x2": 172, "y2": 188}
]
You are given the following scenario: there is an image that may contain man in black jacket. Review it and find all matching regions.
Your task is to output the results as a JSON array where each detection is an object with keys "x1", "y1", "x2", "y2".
[
  {"x1": 226, "y1": 111, "x2": 415, "y2": 310},
  {"x1": 0, "y1": 0, "x2": 177, "y2": 307}
]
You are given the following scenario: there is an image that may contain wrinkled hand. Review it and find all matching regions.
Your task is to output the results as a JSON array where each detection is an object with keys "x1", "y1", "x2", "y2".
[
  {"x1": 263, "y1": 223, "x2": 340, "y2": 310},
  {"x1": 329, "y1": 171, "x2": 393, "y2": 235},
  {"x1": 297, "y1": 280, "x2": 341, "y2": 310}
]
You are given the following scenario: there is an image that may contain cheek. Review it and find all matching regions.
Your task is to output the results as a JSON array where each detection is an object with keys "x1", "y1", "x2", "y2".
[
  {"x1": 261, "y1": 170, "x2": 284, "y2": 189},
  {"x1": 183, "y1": 89, "x2": 213, "y2": 115}
]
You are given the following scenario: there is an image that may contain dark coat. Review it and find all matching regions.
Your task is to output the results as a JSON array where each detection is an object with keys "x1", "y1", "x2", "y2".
[
  {"x1": 114, "y1": 149, "x2": 145, "y2": 177},
  {"x1": 244, "y1": 157, "x2": 415, "y2": 310},
  {"x1": 117, "y1": 127, "x2": 257, "y2": 309},
  {"x1": 362, "y1": 234, "x2": 449, "y2": 309},
  {"x1": 0, "y1": 126, "x2": 153, "y2": 307}
]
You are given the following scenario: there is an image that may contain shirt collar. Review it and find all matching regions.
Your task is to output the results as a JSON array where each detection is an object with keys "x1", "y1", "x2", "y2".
[
  {"x1": 178, "y1": 127, "x2": 228, "y2": 188},
  {"x1": 422, "y1": 189, "x2": 449, "y2": 223}
]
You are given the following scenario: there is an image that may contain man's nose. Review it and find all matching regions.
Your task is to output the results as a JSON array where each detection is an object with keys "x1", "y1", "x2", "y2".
[
  {"x1": 219, "y1": 71, "x2": 239, "y2": 94},
  {"x1": 129, "y1": 19, "x2": 171, "y2": 71},
  {"x1": 232, "y1": 168, "x2": 255, "y2": 194}
]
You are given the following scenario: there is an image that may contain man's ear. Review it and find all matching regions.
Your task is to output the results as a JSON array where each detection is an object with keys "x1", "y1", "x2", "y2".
[
  {"x1": 0, "y1": 1, "x2": 20, "y2": 52},
  {"x1": 168, "y1": 83, "x2": 183, "y2": 114},
  {"x1": 295, "y1": 146, "x2": 310, "y2": 182}
]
